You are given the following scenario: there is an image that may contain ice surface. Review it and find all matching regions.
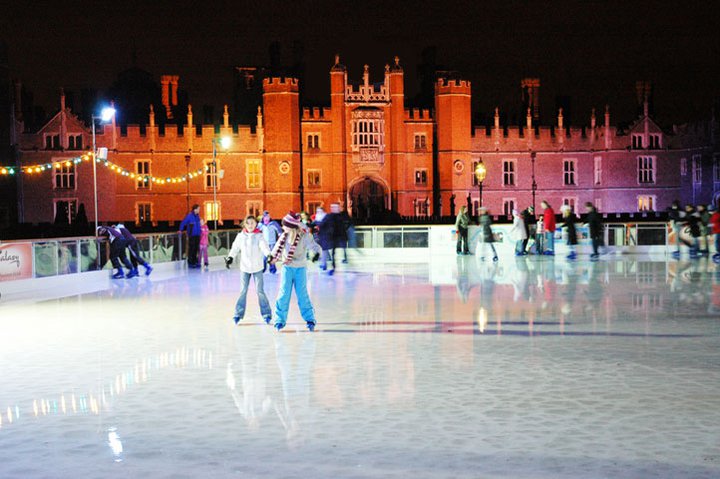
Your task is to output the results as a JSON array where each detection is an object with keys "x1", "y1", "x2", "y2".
[{"x1": 1, "y1": 257, "x2": 719, "y2": 478}]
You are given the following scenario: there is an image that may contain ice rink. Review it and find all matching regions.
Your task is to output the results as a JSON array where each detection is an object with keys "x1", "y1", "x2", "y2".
[{"x1": 1, "y1": 255, "x2": 719, "y2": 478}]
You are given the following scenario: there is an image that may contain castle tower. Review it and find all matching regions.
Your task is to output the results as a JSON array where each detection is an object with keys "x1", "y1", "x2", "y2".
[
  {"x1": 262, "y1": 77, "x2": 300, "y2": 212},
  {"x1": 387, "y1": 56, "x2": 405, "y2": 211},
  {"x1": 330, "y1": 54, "x2": 347, "y2": 203},
  {"x1": 435, "y1": 76, "x2": 471, "y2": 212}
]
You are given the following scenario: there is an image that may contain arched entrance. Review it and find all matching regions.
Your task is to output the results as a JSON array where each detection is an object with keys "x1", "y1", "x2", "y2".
[{"x1": 349, "y1": 176, "x2": 388, "y2": 223}]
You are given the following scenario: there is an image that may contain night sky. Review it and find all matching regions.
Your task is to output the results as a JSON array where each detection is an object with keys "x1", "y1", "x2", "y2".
[{"x1": 2, "y1": 0, "x2": 718, "y2": 126}]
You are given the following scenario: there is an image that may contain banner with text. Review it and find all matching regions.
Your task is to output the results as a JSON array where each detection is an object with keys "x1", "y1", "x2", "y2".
[{"x1": 0, "y1": 243, "x2": 34, "y2": 282}]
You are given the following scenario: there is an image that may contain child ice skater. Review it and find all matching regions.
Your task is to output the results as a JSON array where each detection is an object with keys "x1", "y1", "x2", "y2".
[
  {"x1": 199, "y1": 218, "x2": 210, "y2": 269},
  {"x1": 225, "y1": 215, "x2": 273, "y2": 325},
  {"x1": 269, "y1": 212, "x2": 322, "y2": 331}
]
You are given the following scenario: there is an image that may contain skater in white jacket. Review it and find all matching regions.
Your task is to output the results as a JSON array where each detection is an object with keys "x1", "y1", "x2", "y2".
[{"x1": 225, "y1": 215, "x2": 273, "y2": 324}]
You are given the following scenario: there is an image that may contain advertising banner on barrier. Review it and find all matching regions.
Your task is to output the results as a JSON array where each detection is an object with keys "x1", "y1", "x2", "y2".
[{"x1": 0, "y1": 243, "x2": 34, "y2": 282}]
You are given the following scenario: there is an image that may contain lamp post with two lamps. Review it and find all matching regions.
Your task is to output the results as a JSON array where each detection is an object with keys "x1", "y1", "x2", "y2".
[
  {"x1": 211, "y1": 136, "x2": 231, "y2": 231},
  {"x1": 474, "y1": 159, "x2": 487, "y2": 218},
  {"x1": 91, "y1": 106, "x2": 116, "y2": 233}
]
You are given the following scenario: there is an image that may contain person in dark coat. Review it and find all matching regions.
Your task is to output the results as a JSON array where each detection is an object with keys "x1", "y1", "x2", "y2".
[
  {"x1": 585, "y1": 202, "x2": 603, "y2": 260},
  {"x1": 97, "y1": 225, "x2": 136, "y2": 279},
  {"x1": 330, "y1": 204, "x2": 350, "y2": 265},
  {"x1": 476, "y1": 207, "x2": 498, "y2": 262},
  {"x1": 116, "y1": 223, "x2": 153, "y2": 276},
  {"x1": 520, "y1": 207, "x2": 534, "y2": 254},
  {"x1": 685, "y1": 204, "x2": 701, "y2": 258},
  {"x1": 561, "y1": 205, "x2": 578, "y2": 260},
  {"x1": 667, "y1": 200, "x2": 684, "y2": 258},
  {"x1": 313, "y1": 207, "x2": 334, "y2": 272},
  {"x1": 179, "y1": 204, "x2": 202, "y2": 268}
]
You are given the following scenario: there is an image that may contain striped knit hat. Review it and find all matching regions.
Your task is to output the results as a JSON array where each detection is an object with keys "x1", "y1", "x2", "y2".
[{"x1": 281, "y1": 211, "x2": 302, "y2": 229}]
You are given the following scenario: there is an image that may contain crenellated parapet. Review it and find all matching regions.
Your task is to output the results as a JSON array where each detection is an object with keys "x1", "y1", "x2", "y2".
[
  {"x1": 262, "y1": 77, "x2": 299, "y2": 93},
  {"x1": 302, "y1": 107, "x2": 330, "y2": 120},
  {"x1": 435, "y1": 78, "x2": 471, "y2": 95},
  {"x1": 404, "y1": 108, "x2": 432, "y2": 121}
]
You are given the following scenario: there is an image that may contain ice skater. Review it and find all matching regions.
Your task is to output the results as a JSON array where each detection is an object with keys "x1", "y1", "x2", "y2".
[
  {"x1": 96, "y1": 225, "x2": 135, "y2": 279},
  {"x1": 509, "y1": 209, "x2": 527, "y2": 256},
  {"x1": 199, "y1": 218, "x2": 210, "y2": 269},
  {"x1": 269, "y1": 212, "x2": 322, "y2": 331},
  {"x1": 476, "y1": 207, "x2": 498, "y2": 262},
  {"x1": 560, "y1": 205, "x2": 578, "y2": 260},
  {"x1": 225, "y1": 215, "x2": 273, "y2": 325},
  {"x1": 116, "y1": 222, "x2": 153, "y2": 276}
]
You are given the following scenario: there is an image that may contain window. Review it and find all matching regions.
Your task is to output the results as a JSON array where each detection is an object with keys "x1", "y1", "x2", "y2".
[
  {"x1": 204, "y1": 160, "x2": 220, "y2": 190},
  {"x1": 306, "y1": 201, "x2": 322, "y2": 215},
  {"x1": 247, "y1": 201, "x2": 262, "y2": 218},
  {"x1": 414, "y1": 134, "x2": 426, "y2": 150},
  {"x1": 307, "y1": 134, "x2": 320, "y2": 150},
  {"x1": 67, "y1": 134, "x2": 83, "y2": 150},
  {"x1": 502, "y1": 198, "x2": 516, "y2": 217},
  {"x1": 45, "y1": 134, "x2": 61, "y2": 150},
  {"x1": 563, "y1": 159, "x2": 576, "y2": 186},
  {"x1": 562, "y1": 197, "x2": 577, "y2": 213},
  {"x1": 204, "y1": 201, "x2": 220, "y2": 222},
  {"x1": 648, "y1": 134, "x2": 661, "y2": 149},
  {"x1": 136, "y1": 160, "x2": 151, "y2": 189},
  {"x1": 692, "y1": 154, "x2": 702, "y2": 185},
  {"x1": 54, "y1": 162, "x2": 76, "y2": 189},
  {"x1": 502, "y1": 160, "x2": 515, "y2": 186},
  {"x1": 594, "y1": 198, "x2": 602, "y2": 212},
  {"x1": 352, "y1": 118, "x2": 384, "y2": 147},
  {"x1": 414, "y1": 169, "x2": 428, "y2": 186},
  {"x1": 414, "y1": 198, "x2": 429, "y2": 216},
  {"x1": 136, "y1": 202, "x2": 152, "y2": 223},
  {"x1": 307, "y1": 169, "x2": 321, "y2": 187},
  {"x1": 637, "y1": 156, "x2": 655, "y2": 184},
  {"x1": 632, "y1": 134, "x2": 643, "y2": 149},
  {"x1": 53, "y1": 199, "x2": 77, "y2": 223},
  {"x1": 594, "y1": 156, "x2": 602, "y2": 185},
  {"x1": 246, "y1": 159, "x2": 261, "y2": 189},
  {"x1": 638, "y1": 195, "x2": 656, "y2": 211},
  {"x1": 681, "y1": 157, "x2": 687, "y2": 176}
]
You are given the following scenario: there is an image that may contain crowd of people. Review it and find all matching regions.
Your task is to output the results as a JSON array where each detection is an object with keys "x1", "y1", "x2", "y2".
[
  {"x1": 456, "y1": 200, "x2": 605, "y2": 261},
  {"x1": 96, "y1": 223, "x2": 154, "y2": 279},
  {"x1": 668, "y1": 200, "x2": 720, "y2": 261}
]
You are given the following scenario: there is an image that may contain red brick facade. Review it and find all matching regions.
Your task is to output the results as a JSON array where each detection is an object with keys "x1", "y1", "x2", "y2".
[{"x1": 14, "y1": 57, "x2": 720, "y2": 225}]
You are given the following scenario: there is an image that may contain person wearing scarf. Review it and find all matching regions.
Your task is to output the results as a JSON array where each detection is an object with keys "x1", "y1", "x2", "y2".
[{"x1": 269, "y1": 212, "x2": 322, "y2": 331}]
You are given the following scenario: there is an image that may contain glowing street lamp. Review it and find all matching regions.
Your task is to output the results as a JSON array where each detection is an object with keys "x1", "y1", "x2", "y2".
[
  {"x1": 91, "y1": 106, "x2": 116, "y2": 233},
  {"x1": 474, "y1": 159, "x2": 487, "y2": 213},
  {"x1": 211, "y1": 136, "x2": 231, "y2": 230}
]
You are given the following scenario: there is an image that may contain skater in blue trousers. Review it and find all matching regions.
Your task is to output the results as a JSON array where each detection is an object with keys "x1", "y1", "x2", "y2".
[{"x1": 269, "y1": 212, "x2": 322, "y2": 331}]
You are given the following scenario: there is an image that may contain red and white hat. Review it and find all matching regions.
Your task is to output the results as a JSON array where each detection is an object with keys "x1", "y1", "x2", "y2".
[{"x1": 281, "y1": 211, "x2": 303, "y2": 229}]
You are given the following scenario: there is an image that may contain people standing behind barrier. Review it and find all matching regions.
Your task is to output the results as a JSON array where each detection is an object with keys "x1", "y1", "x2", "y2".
[
  {"x1": 560, "y1": 205, "x2": 578, "y2": 260},
  {"x1": 697, "y1": 204, "x2": 711, "y2": 256},
  {"x1": 585, "y1": 202, "x2": 603, "y2": 260},
  {"x1": 199, "y1": 219, "x2": 210, "y2": 269},
  {"x1": 225, "y1": 215, "x2": 273, "y2": 325},
  {"x1": 115, "y1": 223, "x2": 152, "y2": 276},
  {"x1": 476, "y1": 207, "x2": 498, "y2": 262},
  {"x1": 455, "y1": 205, "x2": 470, "y2": 255},
  {"x1": 97, "y1": 225, "x2": 136, "y2": 279},
  {"x1": 179, "y1": 204, "x2": 202, "y2": 269},
  {"x1": 541, "y1": 201, "x2": 556, "y2": 256},
  {"x1": 685, "y1": 204, "x2": 702, "y2": 258},
  {"x1": 330, "y1": 203, "x2": 350, "y2": 264},
  {"x1": 668, "y1": 201, "x2": 684, "y2": 258},
  {"x1": 260, "y1": 211, "x2": 282, "y2": 274},
  {"x1": 521, "y1": 207, "x2": 534, "y2": 254},
  {"x1": 509, "y1": 209, "x2": 527, "y2": 256},
  {"x1": 710, "y1": 206, "x2": 720, "y2": 263},
  {"x1": 269, "y1": 212, "x2": 322, "y2": 331}
]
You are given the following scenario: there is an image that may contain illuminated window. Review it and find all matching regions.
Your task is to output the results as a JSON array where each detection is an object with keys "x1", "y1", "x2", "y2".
[
  {"x1": 637, "y1": 195, "x2": 656, "y2": 211},
  {"x1": 246, "y1": 159, "x2": 261, "y2": 189},
  {"x1": 414, "y1": 198, "x2": 429, "y2": 216},
  {"x1": 637, "y1": 156, "x2": 655, "y2": 184},
  {"x1": 502, "y1": 198, "x2": 516, "y2": 217},
  {"x1": 204, "y1": 159, "x2": 219, "y2": 190},
  {"x1": 136, "y1": 202, "x2": 152, "y2": 223},
  {"x1": 502, "y1": 160, "x2": 515, "y2": 186},
  {"x1": 414, "y1": 169, "x2": 428, "y2": 186},
  {"x1": 204, "y1": 201, "x2": 220, "y2": 222},
  {"x1": 136, "y1": 160, "x2": 151, "y2": 189},
  {"x1": 307, "y1": 169, "x2": 321, "y2": 187},
  {"x1": 352, "y1": 118, "x2": 384, "y2": 147},
  {"x1": 563, "y1": 159, "x2": 576, "y2": 186},
  {"x1": 594, "y1": 156, "x2": 602, "y2": 185},
  {"x1": 54, "y1": 162, "x2": 76, "y2": 189}
]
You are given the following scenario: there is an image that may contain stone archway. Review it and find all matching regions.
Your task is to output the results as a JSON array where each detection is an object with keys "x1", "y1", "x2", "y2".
[{"x1": 349, "y1": 176, "x2": 388, "y2": 223}]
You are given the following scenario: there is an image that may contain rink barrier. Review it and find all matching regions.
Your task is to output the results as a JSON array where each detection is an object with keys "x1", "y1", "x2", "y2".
[{"x1": 0, "y1": 222, "x2": 692, "y2": 285}]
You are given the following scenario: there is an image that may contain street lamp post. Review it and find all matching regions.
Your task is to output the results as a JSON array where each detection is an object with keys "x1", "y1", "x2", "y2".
[
  {"x1": 91, "y1": 107, "x2": 116, "y2": 233},
  {"x1": 474, "y1": 159, "x2": 487, "y2": 216},
  {"x1": 184, "y1": 154, "x2": 191, "y2": 212},
  {"x1": 531, "y1": 151, "x2": 537, "y2": 213},
  {"x1": 211, "y1": 137, "x2": 231, "y2": 231}
]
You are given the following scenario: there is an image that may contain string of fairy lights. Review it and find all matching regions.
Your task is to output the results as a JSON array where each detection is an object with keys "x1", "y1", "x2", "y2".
[{"x1": 0, "y1": 152, "x2": 210, "y2": 185}]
